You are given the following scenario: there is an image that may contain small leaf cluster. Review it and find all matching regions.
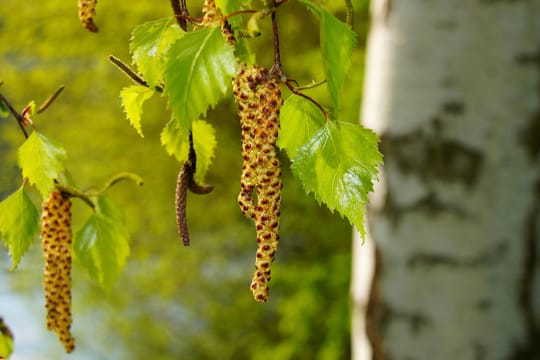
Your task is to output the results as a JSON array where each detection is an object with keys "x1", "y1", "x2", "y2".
[{"x1": 0, "y1": 96, "x2": 140, "y2": 292}]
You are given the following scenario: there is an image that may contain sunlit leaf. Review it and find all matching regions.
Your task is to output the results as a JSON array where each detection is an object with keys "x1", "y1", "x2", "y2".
[
  {"x1": 277, "y1": 95, "x2": 326, "y2": 158},
  {"x1": 120, "y1": 85, "x2": 155, "y2": 137},
  {"x1": 74, "y1": 196, "x2": 130, "y2": 291},
  {"x1": 0, "y1": 186, "x2": 39, "y2": 270},
  {"x1": 192, "y1": 119, "x2": 217, "y2": 184},
  {"x1": 297, "y1": 1, "x2": 356, "y2": 111},
  {"x1": 17, "y1": 132, "x2": 67, "y2": 198},
  {"x1": 320, "y1": 9, "x2": 356, "y2": 111},
  {"x1": 164, "y1": 26, "x2": 237, "y2": 135},
  {"x1": 0, "y1": 318, "x2": 13, "y2": 359},
  {"x1": 130, "y1": 17, "x2": 184, "y2": 86},
  {"x1": 160, "y1": 118, "x2": 189, "y2": 163},
  {"x1": 291, "y1": 121, "x2": 382, "y2": 238}
]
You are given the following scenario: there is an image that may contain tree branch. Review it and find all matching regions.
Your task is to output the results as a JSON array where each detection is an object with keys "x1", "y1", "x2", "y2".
[{"x1": 0, "y1": 91, "x2": 29, "y2": 138}]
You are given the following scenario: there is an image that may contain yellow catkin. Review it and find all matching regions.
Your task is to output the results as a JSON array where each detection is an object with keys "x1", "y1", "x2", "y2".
[
  {"x1": 41, "y1": 191, "x2": 75, "y2": 353},
  {"x1": 233, "y1": 65, "x2": 283, "y2": 302},
  {"x1": 78, "y1": 0, "x2": 98, "y2": 32},
  {"x1": 201, "y1": 0, "x2": 236, "y2": 45}
]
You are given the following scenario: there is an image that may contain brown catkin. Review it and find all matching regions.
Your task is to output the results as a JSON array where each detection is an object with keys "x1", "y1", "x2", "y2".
[
  {"x1": 78, "y1": 0, "x2": 98, "y2": 32},
  {"x1": 41, "y1": 191, "x2": 75, "y2": 353},
  {"x1": 176, "y1": 161, "x2": 190, "y2": 246},
  {"x1": 233, "y1": 65, "x2": 283, "y2": 302}
]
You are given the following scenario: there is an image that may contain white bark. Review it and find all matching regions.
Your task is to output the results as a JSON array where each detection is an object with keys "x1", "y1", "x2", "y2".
[{"x1": 353, "y1": 0, "x2": 540, "y2": 359}]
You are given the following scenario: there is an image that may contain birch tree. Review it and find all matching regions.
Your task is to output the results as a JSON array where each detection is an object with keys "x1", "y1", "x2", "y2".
[{"x1": 353, "y1": 0, "x2": 540, "y2": 358}]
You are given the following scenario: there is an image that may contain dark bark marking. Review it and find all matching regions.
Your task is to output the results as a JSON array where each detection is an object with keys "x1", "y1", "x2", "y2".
[
  {"x1": 476, "y1": 298, "x2": 492, "y2": 311},
  {"x1": 516, "y1": 45, "x2": 540, "y2": 161},
  {"x1": 407, "y1": 242, "x2": 508, "y2": 269},
  {"x1": 380, "y1": 119, "x2": 483, "y2": 188},
  {"x1": 380, "y1": 304, "x2": 433, "y2": 337},
  {"x1": 471, "y1": 341, "x2": 487, "y2": 360},
  {"x1": 380, "y1": 189, "x2": 470, "y2": 228},
  {"x1": 366, "y1": 244, "x2": 387, "y2": 360},
  {"x1": 442, "y1": 100, "x2": 465, "y2": 115},
  {"x1": 510, "y1": 180, "x2": 540, "y2": 359}
]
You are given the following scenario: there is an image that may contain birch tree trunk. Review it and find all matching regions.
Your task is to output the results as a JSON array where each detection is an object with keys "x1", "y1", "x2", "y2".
[{"x1": 352, "y1": 0, "x2": 540, "y2": 359}]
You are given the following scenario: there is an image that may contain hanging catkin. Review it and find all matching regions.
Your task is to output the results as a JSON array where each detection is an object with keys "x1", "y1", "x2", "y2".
[
  {"x1": 201, "y1": 0, "x2": 236, "y2": 45},
  {"x1": 78, "y1": 0, "x2": 98, "y2": 32},
  {"x1": 233, "y1": 65, "x2": 283, "y2": 302},
  {"x1": 41, "y1": 191, "x2": 75, "y2": 353}
]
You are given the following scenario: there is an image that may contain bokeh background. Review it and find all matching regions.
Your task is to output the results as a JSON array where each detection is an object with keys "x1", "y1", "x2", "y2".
[{"x1": 0, "y1": 0, "x2": 368, "y2": 358}]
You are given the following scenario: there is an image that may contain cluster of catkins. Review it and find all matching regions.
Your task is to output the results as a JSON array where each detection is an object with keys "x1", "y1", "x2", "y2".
[
  {"x1": 41, "y1": 191, "x2": 75, "y2": 353},
  {"x1": 233, "y1": 65, "x2": 283, "y2": 302}
]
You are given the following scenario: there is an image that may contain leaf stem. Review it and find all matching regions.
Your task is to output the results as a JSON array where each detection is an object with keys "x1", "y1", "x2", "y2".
[
  {"x1": 37, "y1": 85, "x2": 64, "y2": 114},
  {"x1": 0, "y1": 91, "x2": 29, "y2": 139},
  {"x1": 284, "y1": 80, "x2": 329, "y2": 121},
  {"x1": 296, "y1": 79, "x2": 327, "y2": 91},
  {"x1": 97, "y1": 172, "x2": 144, "y2": 195}
]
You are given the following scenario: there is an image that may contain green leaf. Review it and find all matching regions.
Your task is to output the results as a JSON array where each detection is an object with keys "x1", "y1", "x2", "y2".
[
  {"x1": 164, "y1": 26, "x2": 237, "y2": 135},
  {"x1": 74, "y1": 196, "x2": 130, "y2": 291},
  {"x1": 291, "y1": 121, "x2": 382, "y2": 238},
  {"x1": 0, "y1": 318, "x2": 13, "y2": 359},
  {"x1": 120, "y1": 85, "x2": 155, "y2": 137},
  {"x1": 130, "y1": 17, "x2": 185, "y2": 87},
  {"x1": 192, "y1": 120, "x2": 217, "y2": 184},
  {"x1": 17, "y1": 132, "x2": 67, "y2": 198},
  {"x1": 160, "y1": 119, "x2": 189, "y2": 163},
  {"x1": 277, "y1": 95, "x2": 326, "y2": 158},
  {"x1": 297, "y1": 1, "x2": 356, "y2": 111},
  {"x1": 320, "y1": 9, "x2": 356, "y2": 111},
  {"x1": 0, "y1": 186, "x2": 39, "y2": 270},
  {"x1": 297, "y1": 0, "x2": 322, "y2": 16}
]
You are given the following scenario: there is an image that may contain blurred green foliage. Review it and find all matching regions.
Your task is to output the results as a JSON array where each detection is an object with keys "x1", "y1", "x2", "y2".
[{"x1": 0, "y1": 0, "x2": 369, "y2": 358}]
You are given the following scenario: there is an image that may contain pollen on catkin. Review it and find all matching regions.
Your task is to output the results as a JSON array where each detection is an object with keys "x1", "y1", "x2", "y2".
[
  {"x1": 233, "y1": 65, "x2": 283, "y2": 302},
  {"x1": 78, "y1": 0, "x2": 98, "y2": 32},
  {"x1": 201, "y1": 0, "x2": 236, "y2": 46},
  {"x1": 41, "y1": 191, "x2": 75, "y2": 353}
]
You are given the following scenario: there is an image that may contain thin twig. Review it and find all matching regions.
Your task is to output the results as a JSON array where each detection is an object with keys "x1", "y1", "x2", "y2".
[
  {"x1": 344, "y1": 0, "x2": 354, "y2": 27},
  {"x1": 97, "y1": 172, "x2": 144, "y2": 194},
  {"x1": 37, "y1": 85, "x2": 64, "y2": 114},
  {"x1": 284, "y1": 80, "x2": 329, "y2": 121},
  {"x1": 171, "y1": 0, "x2": 187, "y2": 31},
  {"x1": 269, "y1": 7, "x2": 284, "y2": 80},
  {"x1": 223, "y1": 9, "x2": 258, "y2": 21},
  {"x1": 296, "y1": 79, "x2": 327, "y2": 91},
  {"x1": 187, "y1": 132, "x2": 213, "y2": 194},
  {"x1": 108, "y1": 55, "x2": 149, "y2": 87},
  {"x1": 0, "y1": 92, "x2": 29, "y2": 138}
]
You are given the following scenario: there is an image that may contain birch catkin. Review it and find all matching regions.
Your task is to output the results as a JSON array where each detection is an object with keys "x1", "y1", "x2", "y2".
[
  {"x1": 233, "y1": 65, "x2": 283, "y2": 302},
  {"x1": 78, "y1": 0, "x2": 98, "y2": 32},
  {"x1": 41, "y1": 191, "x2": 75, "y2": 353}
]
